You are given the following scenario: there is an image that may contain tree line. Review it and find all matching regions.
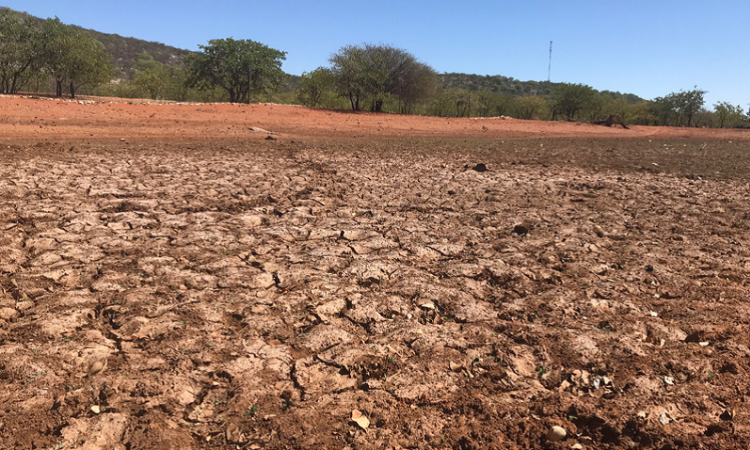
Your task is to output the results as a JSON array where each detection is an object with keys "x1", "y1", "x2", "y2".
[{"x1": 1, "y1": 8, "x2": 747, "y2": 128}]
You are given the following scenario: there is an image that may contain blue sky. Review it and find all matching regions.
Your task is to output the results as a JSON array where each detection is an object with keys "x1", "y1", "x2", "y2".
[{"x1": 3, "y1": 0, "x2": 748, "y2": 107}]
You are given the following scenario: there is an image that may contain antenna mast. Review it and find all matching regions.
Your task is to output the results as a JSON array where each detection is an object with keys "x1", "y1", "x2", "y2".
[{"x1": 547, "y1": 41, "x2": 553, "y2": 82}]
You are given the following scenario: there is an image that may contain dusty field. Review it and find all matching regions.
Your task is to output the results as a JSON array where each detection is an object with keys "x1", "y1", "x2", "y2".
[{"x1": 1, "y1": 96, "x2": 750, "y2": 449}]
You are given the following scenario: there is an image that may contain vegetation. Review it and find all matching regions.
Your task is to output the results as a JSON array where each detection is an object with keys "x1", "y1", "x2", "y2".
[
  {"x1": 185, "y1": 38, "x2": 286, "y2": 104},
  {"x1": 713, "y1": 101, "x2": 745, "y2": 128},
  {"x1": 0, "y1": 11, "x2": 113, "y2": 97},
  {"x1": 296, "y1": 67, "x2": 335, "y2": 107},
  {"x1": 41, "y1": 18, "x2": 114, "y2": 97},
  {"x1": 328, "y1": 44, "x2": 437, "y2": 112},
  {"x1": 0, "y1": 7, "x2": 747, "y2": 129}
]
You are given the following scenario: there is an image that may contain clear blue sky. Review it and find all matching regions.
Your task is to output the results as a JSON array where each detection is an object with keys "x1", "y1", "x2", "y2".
[{"x1": 3, "y1": 0, "x2": 748, "y2": 107}]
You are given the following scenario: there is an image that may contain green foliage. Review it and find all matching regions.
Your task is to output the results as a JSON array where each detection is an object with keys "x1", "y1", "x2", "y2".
[
  {"x1": 554, "y1": 83, "x2": 596, "y2": 120},
  {"x1": 515, "y1": 96, "x2": 548, "y2": 120},
  {"x1": 40, "y1": 18, "x2": 114, "y2": 97},
  {"x1": 675, "y1": 88, "x2": 706, "y2": 127},
  {"x1": 296, "y1": 67, "x2": 335, "y2": 107},
  {"x1": 651, "y1": 88, "x2": 707, "y2": 127},
  {"x1": 474, "y1": 91, "x2": 515, "y2": 117},
  {"x1": 439, "y1": 73, "x2": 559, "y2": 98},
  {"x1": 0, "y1": 9, "x2": 42, "y2": 94},
  {"x1": 428, "y1": 88, "x2": 474, "y2": 117},
  {"x1": 133, "y1": 53, "x2": 172, "y2": 99},
  {"x1": 186, "y1": 38, "x2": 286, "y2": 103},
  {"x1": 713, "y1": 101, "x2": 746, "y2": 128},
  {"x1": 329, "y1": 44, "x2": 437, "y2": 112}
]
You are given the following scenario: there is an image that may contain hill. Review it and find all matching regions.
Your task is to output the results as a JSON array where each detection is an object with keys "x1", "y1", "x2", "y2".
[
  {"x1": 77, "y1": 28, "x2": 192, "y2": 79},
  {"x1": 1, "y1": 7, "x2": 644, "y2": 103},
  {"x1": 0, "y1": 6, "x2": 191, "y2": 79},
  {"x1": 438, "y1": 72, "x2": 644, "y2": 102}
]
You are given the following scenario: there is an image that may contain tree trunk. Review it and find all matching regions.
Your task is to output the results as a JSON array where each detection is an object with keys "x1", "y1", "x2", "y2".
[
  {"x1": 56, "y1": 80, "x2": 63, "y2": 97},
  {"x1": 70, "y1": 82, "x2": 76, "y2": 99}
]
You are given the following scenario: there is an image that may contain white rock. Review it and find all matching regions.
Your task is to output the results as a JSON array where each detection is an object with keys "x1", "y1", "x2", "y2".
[{"x1": 547, "y1": 426, "x2": 567, "y2": 442}]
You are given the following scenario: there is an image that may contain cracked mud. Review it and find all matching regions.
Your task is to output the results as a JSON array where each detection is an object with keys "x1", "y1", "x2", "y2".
[{"x1": 1, "y1": 98, "x2": 750, "y2": 449}]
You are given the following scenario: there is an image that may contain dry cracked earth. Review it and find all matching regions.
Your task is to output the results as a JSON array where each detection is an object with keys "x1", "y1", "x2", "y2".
[{"x1": 1, "y1": 138, "x2": 750, "y2": 449}]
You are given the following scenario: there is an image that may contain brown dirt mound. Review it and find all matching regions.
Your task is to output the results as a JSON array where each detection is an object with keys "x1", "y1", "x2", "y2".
[{"x1": 2, "y1": 94, "x2": 749, "y2": 142}]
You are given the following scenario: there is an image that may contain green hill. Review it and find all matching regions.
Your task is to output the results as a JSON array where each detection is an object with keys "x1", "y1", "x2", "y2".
[
  {"x1": 438, "y1": 72, "x2": 644, "y2": 102},
  {"x1": 1, "y1": 6, "x2": 644, "y2": 103},
  {"x1": 0, "y1": 6, "x2": 191, "y2": 79}
]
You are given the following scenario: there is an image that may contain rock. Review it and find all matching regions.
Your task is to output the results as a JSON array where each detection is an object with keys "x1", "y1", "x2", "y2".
[
  {"x1": 240, "y1": 215, "x2": 263, "y2": 227},
  {"x1": 87, "y1": 358, "x2": 107, "y2": 377},
  {"x1": 249, "y1": 272, "x2": 276, "y2": 289},
  {"x1": 547, "y1": 426, "x2": 567, "y2": 442},
  {"x1": 472, "y1": 163, "x2": 488, "y2": 172},
  {"x1": 0, "y1": 307, "x2": 18, "y2": 321},
  {"x1": 265, "y1": 135, "x2": 277, "y2": 141}
]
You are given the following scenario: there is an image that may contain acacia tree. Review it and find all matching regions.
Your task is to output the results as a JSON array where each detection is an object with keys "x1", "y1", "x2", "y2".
[
  {"x1": 41, "y1": 18, "x2": 113, "y2": 97},
  {"x1": 675, "y1": 88, "x2": 706, "y2": 127},
  {"x1": 186, "y1": 38, "x2": 286, "y2": 103},
  {"x1": 554, "y1": 83, "x2": 596, "y2": 120},
  {"x1": 650, "y1": 88, "x2": 706, "y2": 127},
  {"x1": 133, "y1": 53, "x2": 172, "y2": 99},
  {"x1": 296, "y1": 67, "x2": 334, "y2": 107},
  {"x1": 0, "y1": 10, "x2": 41, "y2": 94},
  {"x1": 714, "y1": 101, "x2": 745, "y2": 128},
  {"x1": 329, "y1": 44, "x2": 437, "y2": 112},
  {"x1": 515, "y1": 96, "x2": 547, "y2": 120}
]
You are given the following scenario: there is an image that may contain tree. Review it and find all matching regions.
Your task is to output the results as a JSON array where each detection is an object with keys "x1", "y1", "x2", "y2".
[
  {"x1": 515, "y1": 96, "x2": 548, "y2": 120},
  {"x1": 329, "y1": 44, "x2": 437, "y2": 112},
  {"x1": 186, "y1": 38, "x2": 286, "y2": 104},
  {"x1": 41, "y1": 18, "x2": 113, "y2": 97},
  {"x1": 674, "y1": 88, "x2": 706, "y2": 127},
  {"x1": 133, "y1": 53, "x2": 172, "y2": 99},
  {"x1": 714, "y1": 101, "x2": 745, "y2": 128},
  {"x1": 554, "y1": 83, "x2": 596, "y2": 120},
  {"x1": 296, "y1": 67, "x2": 334, "y2": 107},
  {"x1": 475, "y1": 91, "x2": 515, "y2": 117},
  {"x1": 650, "y1": 94, "x2": 677, "y2": 126},
  {"x1": 390, "y1": 58, "x2": 437, "y2": 114},
  {"x1": 0, "y1": 9, "x2": 41, "y2": 94}
]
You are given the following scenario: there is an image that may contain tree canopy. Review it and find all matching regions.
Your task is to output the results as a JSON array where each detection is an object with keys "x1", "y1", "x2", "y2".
[
  {"x1": 329, "y1": 44, "x2": 437, "y2": 112},
  {"x1": 554, "y1": 83, "x2": 596, "y2": 120},
  {"x1": 185, "y1": 38, "x2": 286, "y2": 103}
]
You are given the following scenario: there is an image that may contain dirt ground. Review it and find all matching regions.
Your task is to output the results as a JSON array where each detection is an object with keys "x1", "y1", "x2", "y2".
[{"x1": 1, "y1": 95, "x2": 750, "y2": 450}]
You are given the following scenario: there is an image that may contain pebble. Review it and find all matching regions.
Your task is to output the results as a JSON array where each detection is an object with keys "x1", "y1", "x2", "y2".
[
  {"x1": 547, "y1": 426, "x2": 567, "y2": 442},
  {"x1": 0, "y1": 307, "x2": 18, "y2": 321}
]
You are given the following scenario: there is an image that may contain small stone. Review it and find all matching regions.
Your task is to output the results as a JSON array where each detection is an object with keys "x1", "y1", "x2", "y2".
[
  {"x1": 240, "y1": 215, "x2": 263, "y2": 227},
  {"x1": 547, "y1": 426, "x2": 567, "y2": 442},
  {"x1": 87, "y1": 359, "x2": 107, "y2": 377},
  {"x1": 472, "y1": 163, "x2": 488, "y2": 172},
  {"x1": 0, "y1": 307, "x2": 18, "y2": 321},
  {"x1": 645, "y1": 264, "x2": 654, "y2": 272},
  {"x1": 16, "y1": 301, "x2": 34, "y2": 311},
  {"x1": 90, "y1": 405, "x2": 101, "y2": 414}
]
